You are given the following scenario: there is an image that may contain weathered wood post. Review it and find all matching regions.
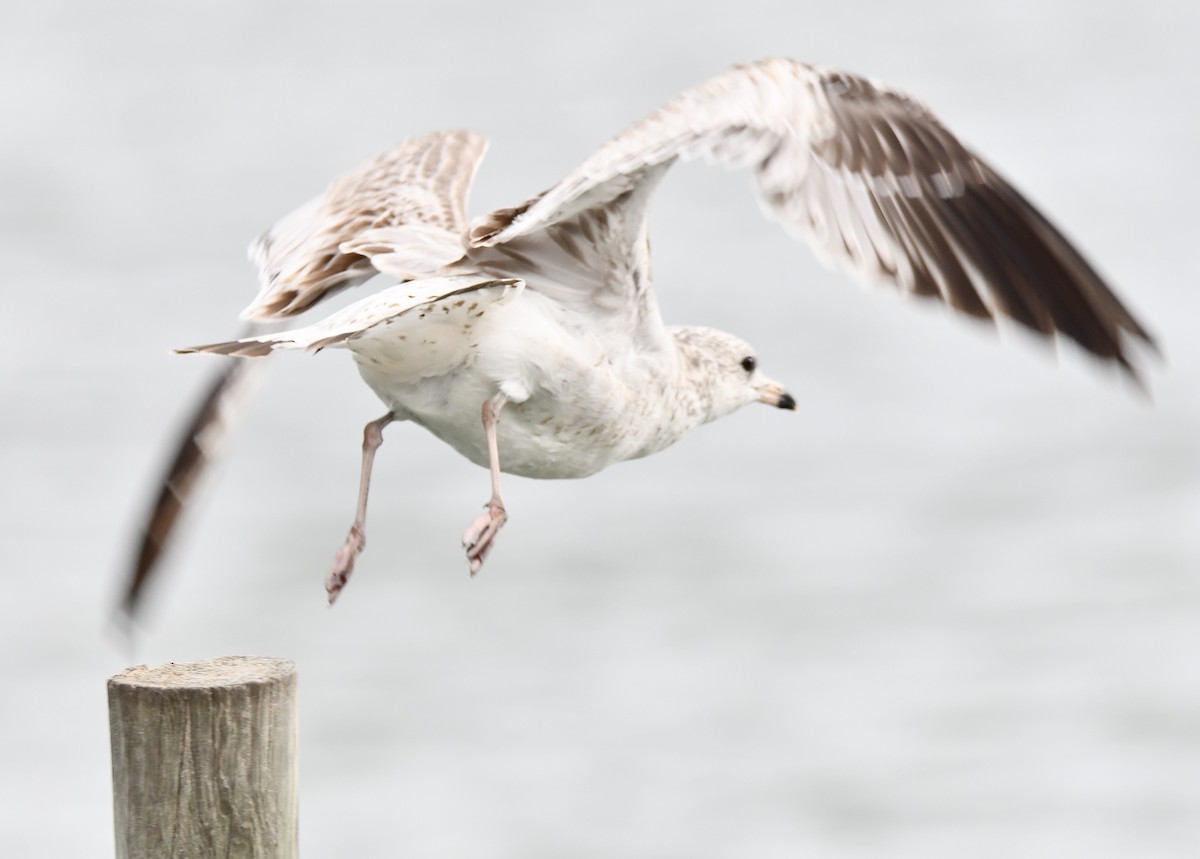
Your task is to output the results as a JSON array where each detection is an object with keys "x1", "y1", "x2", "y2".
[{"x1": 108, "y1": 656, "x2": 298, "y2": 859}]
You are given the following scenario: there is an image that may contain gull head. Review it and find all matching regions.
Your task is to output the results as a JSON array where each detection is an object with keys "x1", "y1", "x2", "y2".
[{"x1": 670, "y1": 326, "x2": 796, "y2": 424}]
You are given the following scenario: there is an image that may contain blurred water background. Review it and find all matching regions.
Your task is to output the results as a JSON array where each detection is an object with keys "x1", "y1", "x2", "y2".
[{"x1": 2, "y1": 1, "x2": 1198, "y2": 856}]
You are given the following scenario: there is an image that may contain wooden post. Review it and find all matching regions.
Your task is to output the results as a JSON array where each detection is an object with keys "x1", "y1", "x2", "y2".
[{"x1": 108, "y1": 656, "x2": 298, "y2": 859}]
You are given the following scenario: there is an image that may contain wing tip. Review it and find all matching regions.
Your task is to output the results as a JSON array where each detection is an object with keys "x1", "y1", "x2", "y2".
[{"x1": 177, "y1": 340, "x2": 277, "y2": 358}]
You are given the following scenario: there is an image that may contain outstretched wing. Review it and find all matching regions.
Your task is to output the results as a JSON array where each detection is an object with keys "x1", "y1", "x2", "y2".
[
  {"x1": 123, "y1": 131, "x2": 488, "y2": 619},
  {"x1": 470, "y1": 58, "x2": 1154, "y2": 377},
  {"x1": 244, "y1": 129, "x2": 487, "y2": 320},
  {"x1": 180, "y1": 276, "x2": 524, "y2": 356}
]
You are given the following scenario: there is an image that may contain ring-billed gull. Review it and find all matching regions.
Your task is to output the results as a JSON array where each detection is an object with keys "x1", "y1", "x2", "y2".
[{"x1": 124, "y1": 58, "x2": 1154, "y2": 613}]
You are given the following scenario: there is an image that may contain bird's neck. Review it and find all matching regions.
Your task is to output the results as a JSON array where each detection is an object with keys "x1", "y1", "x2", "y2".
[{"x1": 663, "y1": 325, "x2": 738, "y2": 431}]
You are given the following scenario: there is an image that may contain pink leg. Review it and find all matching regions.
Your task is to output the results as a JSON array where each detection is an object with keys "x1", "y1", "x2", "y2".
[
  {"x1": 461, "y1": 392, "x2": 509, "y2": 575},
  {"x1": 326, "y1": 413, "x2": 394, "y2": 604}
]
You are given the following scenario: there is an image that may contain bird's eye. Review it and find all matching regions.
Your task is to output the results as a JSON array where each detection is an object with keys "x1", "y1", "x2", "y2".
[{"x1": 740, "y1": 356, "x2": 757, "y2": 373}]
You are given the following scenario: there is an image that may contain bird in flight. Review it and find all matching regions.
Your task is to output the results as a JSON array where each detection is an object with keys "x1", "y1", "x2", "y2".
[{"x1": 124, "y1": 58, "x2": 1154, "y2": 615}]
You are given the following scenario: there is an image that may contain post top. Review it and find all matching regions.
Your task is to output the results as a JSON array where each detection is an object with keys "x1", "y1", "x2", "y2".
[{"x1": 109, "y1": 656, "x2": 295, "y2": 689}]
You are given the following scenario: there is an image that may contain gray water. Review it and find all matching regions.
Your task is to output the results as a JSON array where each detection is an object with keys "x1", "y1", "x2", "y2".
[{"x1": 2, "y1": 2, "x2": 1198, "y2": 856}]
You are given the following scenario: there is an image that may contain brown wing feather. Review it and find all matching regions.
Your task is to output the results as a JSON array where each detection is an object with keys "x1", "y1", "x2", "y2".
[
  {"x1": 471, "y1": 58, "x2": 1155, "y2": 379},
  {"x1": 121, "y1": 355, "x2": 263, "y2": 619},
  {"x1": 244, "y1": 129, "x2": 487, "y2": 319}
]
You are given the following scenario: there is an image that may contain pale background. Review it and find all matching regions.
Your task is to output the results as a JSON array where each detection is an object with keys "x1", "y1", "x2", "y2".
[{"x1": 2, "y1": 2, "x2": 1198, "y2": 856}]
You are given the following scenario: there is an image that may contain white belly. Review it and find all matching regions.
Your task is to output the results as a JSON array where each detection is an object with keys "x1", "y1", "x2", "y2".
[{"x1": 347, "y1": 291, "x2": 673, "y2": 479}]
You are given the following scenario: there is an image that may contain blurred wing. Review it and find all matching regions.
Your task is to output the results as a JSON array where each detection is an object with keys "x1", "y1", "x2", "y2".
[
  {"x1": 244, "y1": 129, "x2": 487, "y2": 320},
  {"x1": 470, "y1": 58, "x2": 1154, "y2": 376},
  {"x1": 121, "y1": 352, "x2": 264, "y2": 619}
]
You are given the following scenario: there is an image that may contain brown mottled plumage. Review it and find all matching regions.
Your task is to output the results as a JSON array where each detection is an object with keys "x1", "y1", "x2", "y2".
[{"x1": 124, "y1": 58, "x2": 1154, "y2": 617}]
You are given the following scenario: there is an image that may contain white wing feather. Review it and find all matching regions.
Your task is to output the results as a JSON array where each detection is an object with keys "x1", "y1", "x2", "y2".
[{"x1": 184, "y1": 277, "x2": 523, "y2": 356}]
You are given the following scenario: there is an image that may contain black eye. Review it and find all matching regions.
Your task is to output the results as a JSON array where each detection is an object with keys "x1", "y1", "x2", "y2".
[{"x1": 740, "y1": 356, "x2": 757, "y2": 373}]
